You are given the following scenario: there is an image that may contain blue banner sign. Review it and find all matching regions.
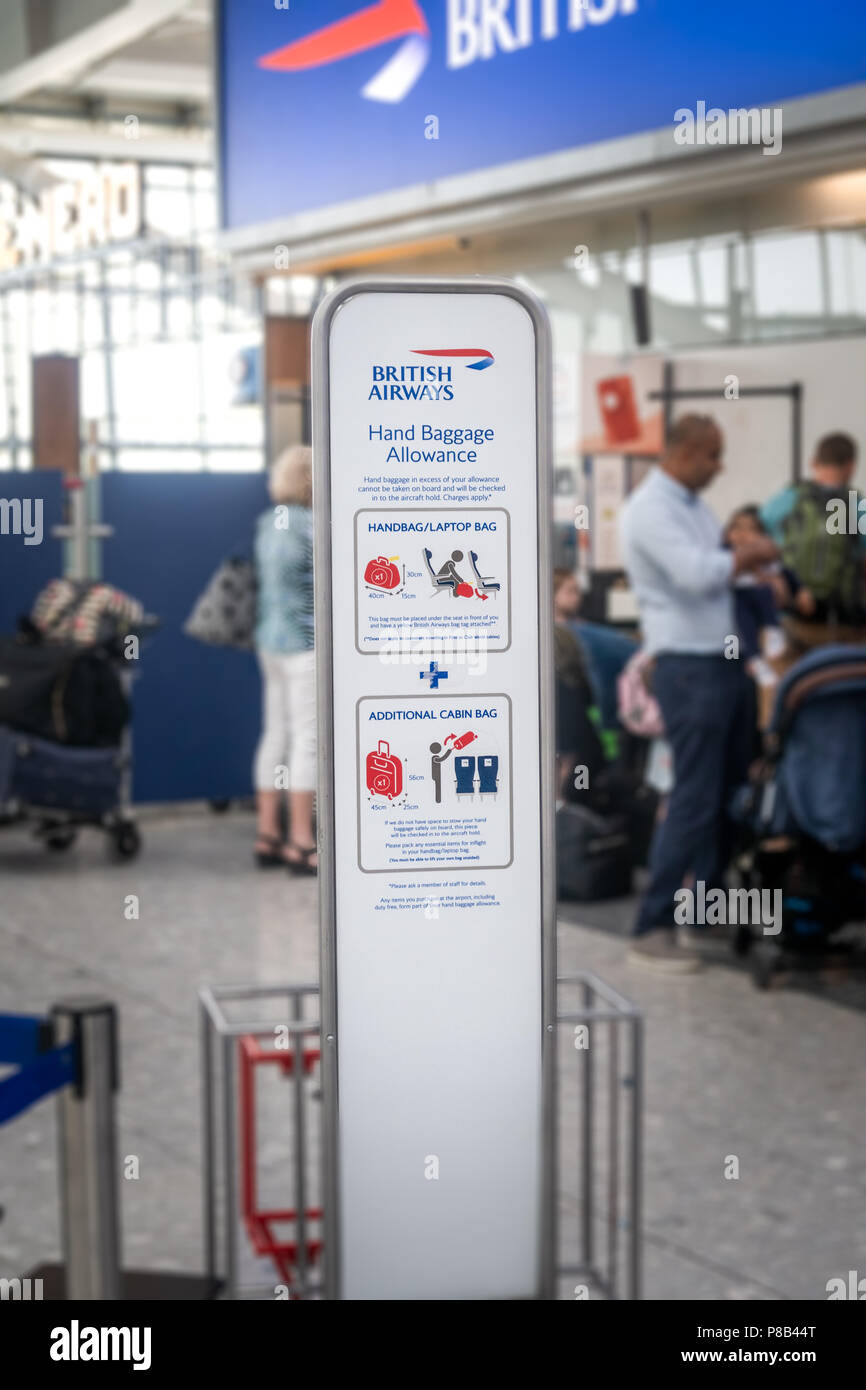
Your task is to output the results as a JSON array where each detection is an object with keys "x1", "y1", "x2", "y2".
[{"x1": 218, "y1": 1, "x2": 866, "y2": 228}]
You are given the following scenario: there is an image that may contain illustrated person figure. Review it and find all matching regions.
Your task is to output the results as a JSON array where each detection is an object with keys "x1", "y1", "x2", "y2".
[
  {"x1": 437, "y1": 549, "x2": 466, "y2": 589},
  {"x1": 619, "y1": 415, "x2": 780, "y2": 972},
  {"x1": 429, "y1": 741, "x2": 452, "y2": 803}
]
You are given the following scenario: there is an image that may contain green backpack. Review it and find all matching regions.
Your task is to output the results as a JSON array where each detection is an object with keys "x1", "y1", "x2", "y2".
[{"x1": 781, "y1": 483, "x2": 862, "y2": 613}]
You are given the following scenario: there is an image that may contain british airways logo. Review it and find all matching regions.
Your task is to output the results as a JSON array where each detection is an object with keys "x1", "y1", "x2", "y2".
[
  {"x1": 368, "y1": 350, "x2": 494, "y2": 400},
  {"x1": 412, "y1": 347, "x2": 495, "y2": 371},
  {"x1": 259, "y1": 0, "x2": 431, "y2": 104},
  {"x1": 259, "y1": 1, "x2": 639, "y2": 105}
]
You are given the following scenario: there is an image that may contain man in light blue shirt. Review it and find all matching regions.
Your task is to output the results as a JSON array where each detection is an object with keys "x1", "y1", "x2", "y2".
[{"x1": 620, "y1": 415, "x2": 779, "y2": 971}]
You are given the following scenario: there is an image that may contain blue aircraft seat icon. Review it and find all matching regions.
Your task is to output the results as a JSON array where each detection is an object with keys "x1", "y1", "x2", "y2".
[
  {"x1": 454, "y1": 756, "x2": 476, "y2": 795},
  {"x1": 478, "y1": 755, "x2": 499, "y2": 794},
  {"x1": 468, "y1": 550, "x2": 500, "y2": 595}
]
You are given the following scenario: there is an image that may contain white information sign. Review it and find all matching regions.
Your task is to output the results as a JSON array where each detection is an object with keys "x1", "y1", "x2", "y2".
[{"x1": 313, "y1": 281, "x2": 555, "y2": 1301}]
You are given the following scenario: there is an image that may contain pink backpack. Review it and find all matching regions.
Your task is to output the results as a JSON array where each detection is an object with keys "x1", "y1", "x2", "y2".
[{"x1": 617, "y1": 649, "x2": 665, "y2": 738}]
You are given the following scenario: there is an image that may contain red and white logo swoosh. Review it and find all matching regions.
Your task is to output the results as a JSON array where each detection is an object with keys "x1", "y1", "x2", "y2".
[{"x1": 258, "y1": 0, "x2": 431, "y2": 104}]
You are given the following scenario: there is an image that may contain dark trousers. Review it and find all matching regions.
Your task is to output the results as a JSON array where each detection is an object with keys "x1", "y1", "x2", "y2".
[{"x1": 635, "y1": 654, "x2": 753, "y2": 936}]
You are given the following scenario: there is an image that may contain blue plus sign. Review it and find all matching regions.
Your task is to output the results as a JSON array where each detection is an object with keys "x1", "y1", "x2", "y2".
[{"x1": 420, "y1": 662, "x2": 448, "y2": 689}]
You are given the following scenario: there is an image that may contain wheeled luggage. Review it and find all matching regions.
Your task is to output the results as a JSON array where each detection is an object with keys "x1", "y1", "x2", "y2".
[
  {"x1": 365, "y1": 739, "x2": 403, "y2": 799},
  {"x1": 0, "y1": 589, "x2": 153, "y2": 861},
  {"x1": 556, "y1": 802, "x2": 633, "y2": 901},
  {"x1": 0, "y1": 724, "x2": 140, "y2": 858}
]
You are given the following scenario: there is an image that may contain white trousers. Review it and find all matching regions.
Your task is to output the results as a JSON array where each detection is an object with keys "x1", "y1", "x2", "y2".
[{"x1": 254, "y1": 649, "x2": 317, "y2": 792}]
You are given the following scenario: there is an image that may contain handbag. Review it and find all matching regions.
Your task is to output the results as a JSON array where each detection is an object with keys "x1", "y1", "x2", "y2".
[
  {"x1": 616, "y1": 649, "x2": 665, "y2": 738},
  {"x1": 32, "y1": 578, "x2": 145, "y2": 646},
  {"x1": 363, "y1": 556, "x2": 401, "y2": 590},
  {"x1": 184, "y1": 555, "x2": 258, "y2": 650}
]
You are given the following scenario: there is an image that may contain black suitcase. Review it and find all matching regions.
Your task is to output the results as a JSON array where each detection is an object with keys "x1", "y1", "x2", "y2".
[
  {"x1": 0, "y1": 634, "x2": 128, "y2": 747},
  {"x1": 556, "y1": 802, "x2": 633, "y2": 901},
  {"x1": 568, "y1": 763, "x2": 659, "y2": 869}
]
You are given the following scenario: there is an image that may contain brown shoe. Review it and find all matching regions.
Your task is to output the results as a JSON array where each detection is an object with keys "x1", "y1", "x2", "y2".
[
  {"x1": 627, "y1": 929, "x2": 701, "y2": 974},
  {"x1": 677, "y1": 924, "x2": 732, "y2": 952}
]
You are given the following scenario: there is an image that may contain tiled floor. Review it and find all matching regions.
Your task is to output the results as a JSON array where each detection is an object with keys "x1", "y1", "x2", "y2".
[{"x1": 1, "y1": 808, "x2": 864, "y2": 1300}]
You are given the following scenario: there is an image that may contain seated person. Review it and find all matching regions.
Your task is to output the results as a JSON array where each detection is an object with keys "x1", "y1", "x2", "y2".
[
  {"x1": 553, "y1": 567, "x2": 636, "y2": 730},
  {"x1": 437, "y1": 549, "x2": 467, "y2": 587},
  {"x1": 553, "y1": 621, "x2": 605, "y2": 801}
]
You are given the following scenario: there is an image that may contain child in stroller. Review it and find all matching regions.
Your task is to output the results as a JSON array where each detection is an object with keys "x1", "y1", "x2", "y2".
[{"x1": 730, "y1": 643, "x2": 866, "y2": 987}]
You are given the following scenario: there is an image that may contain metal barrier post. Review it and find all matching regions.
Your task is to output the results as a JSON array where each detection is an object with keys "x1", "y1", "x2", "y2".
[
  {"x1": 200, "y1": 996, "x2": 217, "y2": 1291},
  {"x1": 582, "y1": 978, "x2": 594, "y2": 1276},
  {"x1": 223, "y1": 1032, "x2": 239, "y2": 1299},
  {"x1": 52, "y1": 997, "x2": 121, "y2": 1300}
]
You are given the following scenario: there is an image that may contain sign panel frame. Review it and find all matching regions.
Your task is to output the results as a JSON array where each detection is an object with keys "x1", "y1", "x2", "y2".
[{"x1": 312, "y1": 278, "x2": 556, "y2": 1301}]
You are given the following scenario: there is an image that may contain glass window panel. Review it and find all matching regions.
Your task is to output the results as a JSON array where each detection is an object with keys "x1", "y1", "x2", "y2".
[
  {"x1": 166, "y1": 294, "x2": 192, "y2": 337},
  {"x1": 113, "y1": 341, "x2": 199, "y2": 444},
  {"x1": 825, "y1": 229, "x2": 866, "y2": 321},
  {"x1": 81, "y1": 350, "x2": 107, "y2": 424},
  {"x1": 696, "y1": 243, "x2": 728, "y2": 307},
  {"x1": 649, "y1": 247, "x2": 695, "y2": 306},
  {"x1": 134, "y1": 258, "x2": 161, "y2": 290},
  {"x1": 110, "y1": 294, "x2": 134, "y2": 346},
  {"x1": 136, "y1": 294, "x2": 161, "y2": 340},
  {"x1": 202, "y1": 336, "x2": 265, "y2": 449},
  {"x1": 145, "y1": 189, "x2": 192, "y2": 238},
  {"x1": 193, "y1": 191, "x2": 215, "y2": 232},
  {"x1": 751, "y1": 232, "x2": 823, "y2": 319},
  {"x1": 80, "y1": 293, "x2": 104, "y2": 348},
  {"x1": 143, "y1": 166, "x2": 189, "y2": 189}
]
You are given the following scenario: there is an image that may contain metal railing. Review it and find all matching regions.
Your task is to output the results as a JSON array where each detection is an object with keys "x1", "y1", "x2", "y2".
[
  {"x1": 199, "y1": 983, "x2": 322, "y2": 1300},
  {"x1": 200, "y1": 974, "x2": 643, "y2": 1300},
  {"x1": 557, "y1": 971, "x2": 643, "y2": 1301}
]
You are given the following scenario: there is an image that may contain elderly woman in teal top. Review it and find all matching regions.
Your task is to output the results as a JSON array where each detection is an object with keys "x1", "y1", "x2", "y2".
[{"x1": 254, "y1": 445, "x2": 317, "y2": 872}]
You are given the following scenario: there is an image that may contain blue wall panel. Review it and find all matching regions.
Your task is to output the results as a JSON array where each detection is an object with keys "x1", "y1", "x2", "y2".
[
  {"x1": 0, "y1": 473, "x2": 64, "y2": 635},
  {"x1": 101, "y1": 473, "x2": 269, "y2": 803}
]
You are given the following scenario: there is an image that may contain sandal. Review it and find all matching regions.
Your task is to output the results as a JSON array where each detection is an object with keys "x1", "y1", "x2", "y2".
[
  {"x1": 254, "y1": 835, "x2": 287, "y2": 868},
  {"x1": 285, "y1": 843, "x2": 318, "y2": 877}
]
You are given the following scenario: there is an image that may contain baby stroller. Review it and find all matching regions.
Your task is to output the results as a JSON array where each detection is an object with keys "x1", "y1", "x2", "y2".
[{"x1": 730, "y1": 644, "x2": 866, "y2": 987}]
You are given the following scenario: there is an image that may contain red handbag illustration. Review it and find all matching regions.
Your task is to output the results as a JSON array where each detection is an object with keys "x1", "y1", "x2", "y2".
[
  {"x1": 364, "y1": 556, "x2": 401, "y2": 590},
  {"x1": 366, "y1": 740, "x2": 403, "y2": 799}
]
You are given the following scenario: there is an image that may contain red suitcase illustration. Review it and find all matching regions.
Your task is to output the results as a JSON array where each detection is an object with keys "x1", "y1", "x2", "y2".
[
  {"x1": 366, "y1": 740, "x2": 402, "y2": 799},
  {"x1": 364, "y1": 556, "x2": 401, "y2": 590}
]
